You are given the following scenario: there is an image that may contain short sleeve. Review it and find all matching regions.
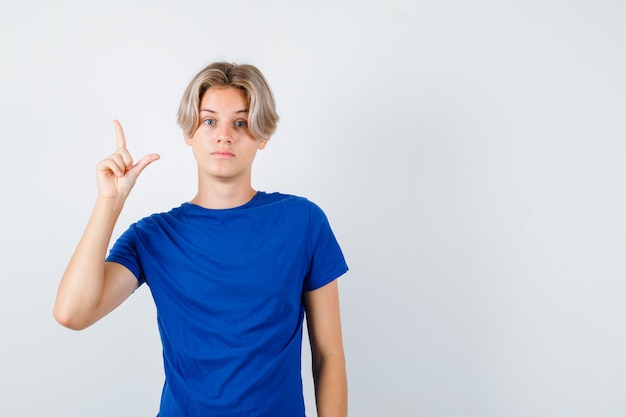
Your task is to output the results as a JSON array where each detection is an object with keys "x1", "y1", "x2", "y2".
[
  {"x1": 106, "y1": 224, "x2": 146, "y2": 285},
  {"x1": 303, "y1": 203, "x2": 349, "y2": 291}
]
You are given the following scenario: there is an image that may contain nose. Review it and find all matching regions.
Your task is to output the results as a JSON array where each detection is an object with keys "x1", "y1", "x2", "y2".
[
  {"x1": 216, "y1": 134, "x2": 231, "y2": 144},
  {"x1": 215, "y1": 125, "x2": 233, "y2": 143}
]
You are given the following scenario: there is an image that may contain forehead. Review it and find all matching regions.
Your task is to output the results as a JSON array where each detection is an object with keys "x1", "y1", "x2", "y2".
[{"x1": 200, "y1": 86, "x2": 248, "y2": 110}]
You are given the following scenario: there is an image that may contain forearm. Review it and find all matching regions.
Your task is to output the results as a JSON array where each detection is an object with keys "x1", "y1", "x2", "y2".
[
  {"x1": 313, "y1": 351, "x2": 348, "y2": 417},
  {"x1": 54, "y1": 197, "x2": 124, "y2": 329}
]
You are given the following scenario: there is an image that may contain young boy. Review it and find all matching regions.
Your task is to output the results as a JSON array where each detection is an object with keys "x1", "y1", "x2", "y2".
[{"x1": 54, "y1": 62, "x2": 349, "y2": 417}]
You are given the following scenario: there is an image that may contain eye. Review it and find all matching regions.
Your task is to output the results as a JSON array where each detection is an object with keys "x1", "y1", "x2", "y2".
[
  {"x1": 203, "y1": 118, "x2": 216, "y2": 126},
  {"x1": 234, "y1": 120, "x2": 247, "y2": 128}
]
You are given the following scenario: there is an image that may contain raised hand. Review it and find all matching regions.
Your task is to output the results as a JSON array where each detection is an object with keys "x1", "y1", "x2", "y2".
[{"x1": 96, "y1": 120, "x2": 160, "y2": 200}]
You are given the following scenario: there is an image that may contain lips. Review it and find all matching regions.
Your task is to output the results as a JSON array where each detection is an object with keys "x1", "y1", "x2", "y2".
[{"x1": 212, "y1": 150, "x2": 234, "y2": 158}]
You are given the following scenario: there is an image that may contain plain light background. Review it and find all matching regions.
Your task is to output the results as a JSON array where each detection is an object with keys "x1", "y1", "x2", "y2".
[{"x1": 1, "y1": 0, "x2": 625, "y2": 416}]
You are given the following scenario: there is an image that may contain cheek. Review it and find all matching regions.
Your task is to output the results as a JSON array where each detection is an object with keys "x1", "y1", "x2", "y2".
[
  {"x1": 189, "y1": 139, "x2": 207, "y2": 160},
  {"x1": 189, "y1": 145, "x2": 201, "y2": 162},
  {"x1": 186, "y1": 129, "x2": 202, "y2": 146}
]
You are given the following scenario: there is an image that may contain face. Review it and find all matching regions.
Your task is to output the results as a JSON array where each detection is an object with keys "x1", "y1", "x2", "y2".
[{"x1": 186, "y1": 86, "x2": 268, "y2": 184}]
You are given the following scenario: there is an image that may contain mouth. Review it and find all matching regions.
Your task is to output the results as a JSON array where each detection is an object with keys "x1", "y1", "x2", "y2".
[{"x1": 212, "y1": 150, "x2": 235, "y2": 158}]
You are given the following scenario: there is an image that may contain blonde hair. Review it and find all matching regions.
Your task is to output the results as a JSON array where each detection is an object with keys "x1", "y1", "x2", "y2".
[{"x1": 177, "y1": 62, "x2": 279, "y2": 140}]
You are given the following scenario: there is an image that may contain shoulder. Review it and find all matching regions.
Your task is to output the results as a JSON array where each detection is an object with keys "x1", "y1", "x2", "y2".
[
  {"x1": 255, "y1": 191, "x2": 305, "y2": 205},
  {"x1": 255, "y1": 191, "x2": 319, "y2": 209},
  {"x1": 128, "y1": 205, "x2": 187, "y2": 231},
  {"x1": 256, "y1": 192, "x2": 327, "y2": 217}
]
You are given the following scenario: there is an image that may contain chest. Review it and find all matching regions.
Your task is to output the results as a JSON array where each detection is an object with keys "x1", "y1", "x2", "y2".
[{"x1": 137, "y1": 215, "x2": 312, "y2": 318}]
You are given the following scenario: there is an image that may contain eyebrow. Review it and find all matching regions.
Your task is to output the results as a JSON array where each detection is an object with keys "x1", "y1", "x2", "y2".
[{"x1": 200, "y1": 108, "x2": 249, "y2": 114}]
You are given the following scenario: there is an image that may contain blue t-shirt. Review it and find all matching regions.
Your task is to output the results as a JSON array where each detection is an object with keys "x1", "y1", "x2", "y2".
[{"x1": 106, "y1": 192, "x2": 348, "y2": 417}]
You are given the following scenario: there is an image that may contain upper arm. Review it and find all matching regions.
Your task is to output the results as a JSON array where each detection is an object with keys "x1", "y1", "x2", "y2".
[
  {"x1": 304, "y1": 279, "x2": 345, "y2": 358},
  {"x1": 86, "y1": 262, "x2": 138, "y2": 328},
  {"x1": 97, "y1": 261, "x2": 138, "y2": 315},
  {"x1": 54, "y1": 261, "x2": 138, "y2": 330}
]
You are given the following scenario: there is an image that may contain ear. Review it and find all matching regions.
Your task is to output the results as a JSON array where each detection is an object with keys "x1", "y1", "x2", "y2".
[
  {"x1": 184, "y1": 135, "x2": 193, "y2": 146},
  {"x1": 257, "y1": 137, "x2": 269, "y2": 150}
]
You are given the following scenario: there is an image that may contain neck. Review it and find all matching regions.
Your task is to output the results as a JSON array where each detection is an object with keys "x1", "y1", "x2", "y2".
[{"x1": 190, "y1": 180, "x2": 257, "y2": 209}]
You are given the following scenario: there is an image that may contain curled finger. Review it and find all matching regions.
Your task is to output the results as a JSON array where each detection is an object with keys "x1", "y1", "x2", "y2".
[
  {"x1": 98, "y1": 154, "x2": 126, "y2": 177},
  {"x1": 115, "y1": 147, "x2": 134, "y2": 170}
]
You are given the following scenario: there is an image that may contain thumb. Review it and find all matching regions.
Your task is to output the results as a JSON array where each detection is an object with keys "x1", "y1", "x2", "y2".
[{"x1": 131, "y1": 153, "x2": 161, "y2": 177}]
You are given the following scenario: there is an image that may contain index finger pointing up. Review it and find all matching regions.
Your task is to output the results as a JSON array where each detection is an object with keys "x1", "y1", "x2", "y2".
[{"x1": 113, "y1": 119, "x2": 127, "y2": 150}]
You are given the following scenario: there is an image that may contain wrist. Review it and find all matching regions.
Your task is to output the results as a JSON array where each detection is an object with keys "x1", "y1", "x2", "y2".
[{"x1": 94, "y1": 194, "x2": 127, "y2": 213}]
